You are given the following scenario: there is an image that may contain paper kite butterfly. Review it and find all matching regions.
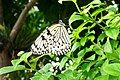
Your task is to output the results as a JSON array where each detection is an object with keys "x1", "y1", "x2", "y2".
[{"x1": 31, "y1": 20, "x2": 71, "y2": 55}]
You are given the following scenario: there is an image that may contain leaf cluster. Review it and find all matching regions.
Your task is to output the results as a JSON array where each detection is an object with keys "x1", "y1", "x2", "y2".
[{"x1": 0, "y1": 0, "x2": 120, "y2": 80}]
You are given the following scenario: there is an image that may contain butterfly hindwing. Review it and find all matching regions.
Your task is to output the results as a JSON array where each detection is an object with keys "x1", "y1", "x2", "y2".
[{"x1": 31, "y1": 21, "x2": 71, "y2": 55}]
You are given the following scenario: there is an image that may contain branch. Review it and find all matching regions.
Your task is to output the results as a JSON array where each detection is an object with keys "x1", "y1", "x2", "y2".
[
  {"x1": 3, "y1": 0, "x2": 38, "y2": 53},
  {"x1": 10, "y1": 0, "x2": 38, "y2": 42},
  {"x1": 92, "y1": 41, "x2": 104, "y2": 52},
  {"x1": 0, "y1": 1, "x2": 38, "y2": 79}
]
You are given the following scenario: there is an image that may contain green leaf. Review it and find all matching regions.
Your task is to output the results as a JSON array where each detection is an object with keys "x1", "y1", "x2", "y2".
[
  {"x1": 71, "y1": 42, "x2": 80, "y2": 51},
  {"x1": 63, "y1": 70, "x2": 74, "y2": 79},
  {"x1": 100, "y1": 59, "x2": 109, "y2": 75},
  {"x1": 20, "y1": 52, "x2": 32, "y2": 62},
  {"x1": 110, "y1": 40, "x2": 119, "y2": 49},
  {"x1": 66, "y1": 51, "x2": 72, "y2": 57},
  {"x1": 102, "y1": 12, "x2": 115, "y2": 20},
  {"x1": 31, "y1": 72, "x2": 52, "y2": 80},
  {"x1": 12, "y1": 52, "x2": 32, "y2": 68},
  {"x1": 105, "y1": 27, "x2": 119, "y2": 40},
  {"x1": 73, "y1": 23, "x2": 88, "y2": 39},
  {"x1": 68, "y1": 62, "x2": 79, "y2": 71},
  {"x1": 0, "y1": 65, "x2": 26, "y2": 75},
  {"x1": 88, "y1": 35, "x2": 95, "y2": 41},
  {"x1": 42, "y1": 72, "x2": 52, "y2": 80},
  {"x1": 31, "y1": 75, "x2": 43, "y2": 80},
  {"x1": 29, "y1": 56, "x2": 41, "y2": 69},
  {"x1": 94, "y1": 48, "x2": 104, "y2": 55},
  {"x1": 76, "y1": 22, "x2": 88, "y2": 32},
  {"x1": 13, "y1": 65, "x2": 27, "y2": 71},
  {"x1": 57, "y1": 73, "x2": 67, "y2": 80},
  {"x1": 11, "y1": 59, "x2": 23, "y2": 68},
  {"x1": 30, "y1": 56, "x2": 41, "y2": 63},
  {"x1": 89, "y1": 0, "x2": 101, "y2": 5},
  {"x1": 104, "y1": 38, "x2": 112, "y2": 53},
  {"x1": 59, "y1": 57, "x2": 68, "y2": 70},
  {"x1": 90, "y1": 23, "x2": 97, "y2": 29},
  {"x1": 30, "y1": 63, "x2": 37, "y2": 70},
  {"x1": 80, "y1": 37, "x2": 87, "y2": 46},
  {"x1": 88, "y1": 68, "x2": 99, "y2": 79},
  {"x1": 97, "y1": 32, "x2": 107, "y2": 42},
  {"x1": 87, "y1": 54, "x2": 96, "y2": 60},
  {"x1": 103, "y1": 63, "x2": 120, "y2": 76},
  {"x1": 91, "y1": 8, "x2": 105, "y2": 17},
  {"x1": 69, "y1": 12, "x2": 89, "y2": 25},
  {"x1": 89, "y1": 30, "x2": 95, "y2": 34},
  {"x1": 109, "y1": 76, "x2": 120, "y2": 80},
  {"x1": 114, "y1": 47, "x2": 120, "y2": 59},
  {"x1": 106, "y1": 6, "x2": 117, "y2": 13},
  {"x1": 110, "y1": 16, "x2": 120, "y2": 28},
  {"x1": 69, "y1": 12, "x2": 80, "y2": 25},
  {"x1": 11, "y1": 59, "x2": 20, "y2": 66},
  {"x1": 81, "y1": 62, "x2": 95, "y2": 72},
  {"x1": 94, "y1": 75, "x2": 109, "y2": 80},
  {"x1": 81, "y1": 63, "x2": 89, "y2": 71},
  {"x1": 38, "y1": 63, "x2": 52, "y2": 74},
  {"x1": 57, "y1": 69, "x2": 75, "y2": 80},
  {"x1": 77, "y1": 49, "x2": 86, "y2": 59}
]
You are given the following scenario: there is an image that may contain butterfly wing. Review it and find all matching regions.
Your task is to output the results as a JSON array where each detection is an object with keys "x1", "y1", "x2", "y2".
[{"x1": 31, "y1": 22, "x2": 71, "y2": 55}]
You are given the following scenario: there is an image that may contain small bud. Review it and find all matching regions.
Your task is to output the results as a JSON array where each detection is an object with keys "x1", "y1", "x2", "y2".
[{"x1": 17, "y1": 51, "x2": 24, "y2": 56}]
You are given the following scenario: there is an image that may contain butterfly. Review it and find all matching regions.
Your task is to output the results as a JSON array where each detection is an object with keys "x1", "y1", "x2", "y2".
[{"x1": 31, "y1": 20, "x2": 71, "y2": 55}]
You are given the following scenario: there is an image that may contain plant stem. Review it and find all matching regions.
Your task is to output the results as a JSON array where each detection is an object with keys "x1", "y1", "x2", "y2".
[
  {"x1": 92, "y1": 41, "x2": 104, "y2": 52},
  {"x1": 74, "y1": 2, "x2": 81, "y2": 13},
  {"x1": 91, "y1": 18, "x2": 105, "y2": 30}
]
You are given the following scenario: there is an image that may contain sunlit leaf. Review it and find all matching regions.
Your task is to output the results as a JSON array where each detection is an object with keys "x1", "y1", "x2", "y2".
[
  {"x1": 31, "y1": 72, "x2": 52, "y2": 80},
  {"x1": 61, "y1": 70, "x2": 74, "y2": 79},
  {"x1": 81, "y1": 62, "x2": 95, "y2": 72},
  {"x1": 91, "y1": 8, "x2": 105, "y2": 17},
  {"x1": 103, "y1": 63, "x2": 120, "y2": 76},
  {"x1": 106, "y1": 6, "x2": 117, "y2": 13},
  {"x1": 113, "y1": 47, "x2": 120, "y2": 59},
  {"x1": 97, "y1": 32, "x2": 107, "y2": 42},
  {"x1": 71, "y1": 42, "x2": 80, "y2": 51},
  {"x1": 57, "y1": 73, "x2": 67, "y2": 80},
  {"x1": 11, "y1": 59, "x2": 20, "y2": 66},
  {"x1": 20, "y1": 52, "x2": 32, "y2": 62},
  {"x1": 38, "y1": 63, "x2": 52, "y2": 74},
  {"x1": 30, "y1": 56, "x2": 41, "y2": 63},
  {"x1": 59, "y1": 57, "x2": 68, "y2": 70},
  {"x1": 94, "y1": 75, "x2": 109, "y2": 80},
  {"x1": 88, "y1": 35, "x2": 95, "y2": 41},
  {"x1": 89, "y1": 0, "x2": 101, "y2": 5},
  {"x1": 13, "y1": 52, "x2": 32, "y2": 68},
  {"x1": 29, "y1": 56, "x2": 41, "y2": 69},
  {"x1": 69, "y1": 12, "x2": 89, "y2": 25},
  {"x1": 104, "y1": 38, "x2": 112, "y2": 53},
  {"x1": 105, "y1": 27, "x2": 119, "y2": 40},
  {"x1": 80, "y1": 37, "x2": 87, "y2": 46},
  {"x1": 0, "y1": 65, "x2": 27, "y2": 75},
  {"x1": 77, "y1": 49, "x2": 86, "y2": 58},
  {"x1": 102, "y1": 12, "x2": 115, "y2": 19},
  {"x1": 110, "y1": 40, "x2": 119, "y2": 49},
  {"x1": 87, "y1": 54, "x2": 96, "y2": 60}
]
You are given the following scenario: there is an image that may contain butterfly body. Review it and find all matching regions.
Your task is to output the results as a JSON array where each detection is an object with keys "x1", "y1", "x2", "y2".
[{"x1": 31, "y1": 20, "x2": 71, "y2": 55}]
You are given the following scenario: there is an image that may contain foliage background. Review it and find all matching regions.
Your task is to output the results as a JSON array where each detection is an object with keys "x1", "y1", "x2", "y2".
[{"x1": 0, "y1": 0, "x2": 120, "y2": 80}]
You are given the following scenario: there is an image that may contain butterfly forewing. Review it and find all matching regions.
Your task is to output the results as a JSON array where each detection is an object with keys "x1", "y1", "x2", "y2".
[{"x1": 31, "y1": 21, "x2": 71, "y2": 55}]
